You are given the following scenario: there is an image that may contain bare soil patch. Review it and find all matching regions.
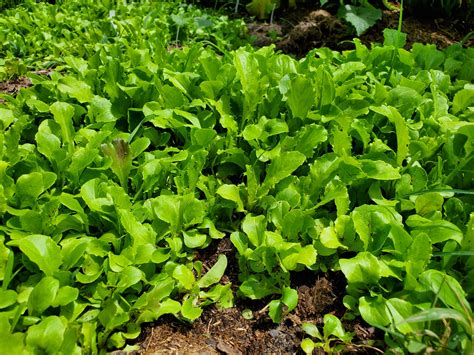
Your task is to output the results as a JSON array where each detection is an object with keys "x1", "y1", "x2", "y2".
[
  {"x1": 138, "y1": 239, "x2": 382, "y2": 354},
  {"x1": 247, "y1": 5, "x2": 473, "y2": 56},
  {"x1": 0, "y1": 76, "x2": 32, "y2": 96},
  {"x1": 0, "y1": 69, "x2": 52, "y2": 103}
]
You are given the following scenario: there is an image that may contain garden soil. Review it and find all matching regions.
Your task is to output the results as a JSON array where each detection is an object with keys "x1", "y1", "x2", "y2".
[
  {"x1": 137, "y1": 238, "x2": 382, "y2": 354},
  {"x1": 0, "y1": 76, "x2": 31, "y2": 101},
  {"x1": 248, "y1": 5, "x2": 474, "y2": 56},
  {"x1": 0, "y1": 69, "x2": 52, "y2": 103}
]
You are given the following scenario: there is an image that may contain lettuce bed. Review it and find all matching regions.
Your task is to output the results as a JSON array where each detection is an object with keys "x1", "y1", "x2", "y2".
[{"x1": 0, "y1": 1, "x2": 473, "y2": 353}]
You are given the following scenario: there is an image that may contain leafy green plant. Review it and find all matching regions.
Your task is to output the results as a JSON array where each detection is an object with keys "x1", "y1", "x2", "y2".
[
  {"x1": 301, "y1": 315, "x2": 354, "y2": 353},
  {"x1": 336, "y1": 1, "x2": 382, "y2": 36},
  {"x1": 0, "y1": 0, "x2": 247, "y2": 75},
  {"x1": 246, "y1": 0, "x2": 276, "y2": 19},
  {"x1": 0, "y1": 0, "x2": 22, "y2": 10},
  {"x1": 0, "y1": 57, "x2": 27, "y2": 81},
  {"x1": 101, "y1": 139, "x2": 133, "y2": 192}
]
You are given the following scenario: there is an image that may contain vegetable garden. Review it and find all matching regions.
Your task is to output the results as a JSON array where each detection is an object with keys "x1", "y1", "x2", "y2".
[{"x1": 0, "y1": 0, "x2": 473, "y2": 353}]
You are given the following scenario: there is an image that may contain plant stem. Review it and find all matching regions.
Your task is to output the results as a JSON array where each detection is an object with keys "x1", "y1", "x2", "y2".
[
  {"x1": 270, "y1": 3, "x2": 276, "y2": 24},
  {"x1": 398, "y1": 0, "x2": 404, "y2": 32},
  {"x1": 460, "y1": 31, "x2": 474, "y2": 46}
]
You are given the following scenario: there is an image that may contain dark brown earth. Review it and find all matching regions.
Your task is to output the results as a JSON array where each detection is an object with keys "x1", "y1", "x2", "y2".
[
  {"x1": 0, "y1": 76, "x2": 31, "y2": 102},
  {"x1": 137, "y1": 238, "x2": 383, "y2": 354},
  {"x1": 248, "y1": 6, "x2": 474, "y2": 56},
  {"x1": 0, "y1": 69, "x2": 52, "y2": 103}
]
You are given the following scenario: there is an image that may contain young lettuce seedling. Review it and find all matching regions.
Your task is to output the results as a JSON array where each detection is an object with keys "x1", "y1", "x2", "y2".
[
  {"x1": 301, "y1": 315, "x2": 354, "y2": 354},
  {"x1": 101, "y1": 138, "x2": 132, "y2": 192}
]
